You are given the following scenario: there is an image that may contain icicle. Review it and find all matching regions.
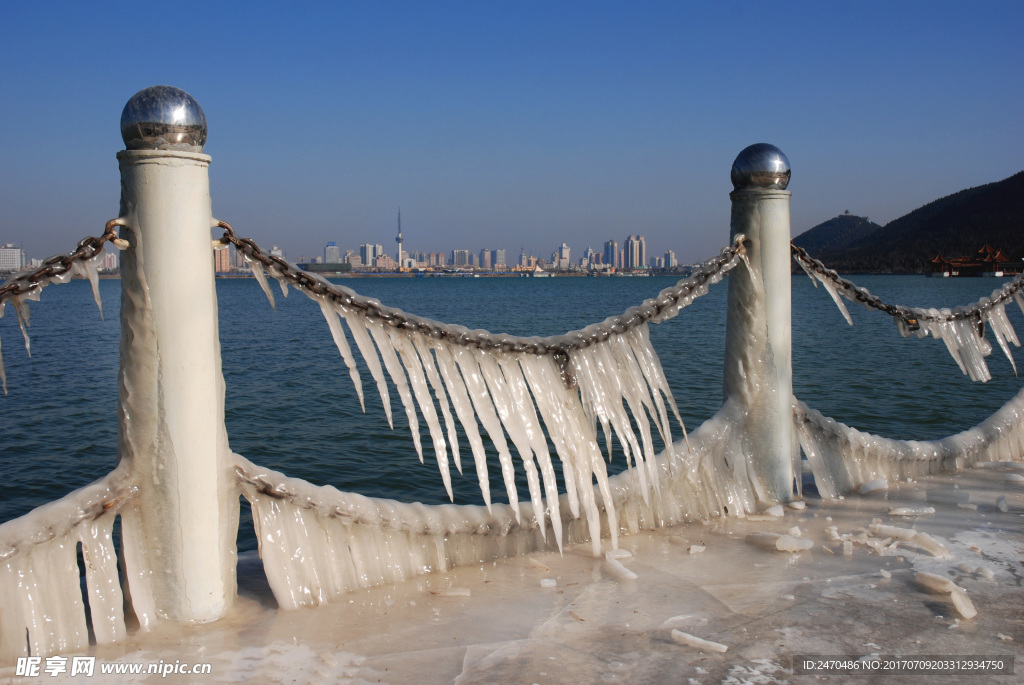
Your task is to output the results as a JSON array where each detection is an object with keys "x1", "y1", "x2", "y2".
[
  {"x1": 340, "y1": 310, "x2": 393, "y2": 428},
  {"x1": 451, "y1": 346, "x2": 521, "y2": 523},
  {"x1": 815, "y1": 273, "x2": 853, "y2": 326},
  {"x1": 11, "y1": 294, "x2": 34, "y2": 356},
  {"x1": 412, "y1": 336, "x2": 463, "y2": 475},
  {"x1": 954, "y1": 317, "x2": 991, "y2": 382},
  {"x1": 540, "y1": 353, "x2": 601, "y2": 547},
  {"x1": 594, "y1": 341, "x2": 660, "y2": 498},
  {"x1": 317, "y1": 299, "x2": 365, "y2": 411},
  {"x1": 628, "y1": 325, "x2": 689, "y2": 452},
  {"x1": 565, "y1": 395, "x2": 616, "y2": 555},
  {"x1": 498, "y1": 356, "x2": 563, "y2": 550},
  {"x1": 986, "y1": 304, "x2": 1019, "y2": 374},
  {"x1": 574, "y1": 345, "x2": 648, "y2": 501},
  {"x1": 73, "y1": 255, "x2": 104, "y2": 319},
  {"x1": 927, "y1": 311, "x2": 968, "y2": 377},
  {"x1": 367, "y1": 322, "x2": 423, "y2": 462},
  {"x1": 388, "y1": 328, "x2": 451, "y2": 500},
  {"x1": 432, "y1": 342, "x2": 492, "y2": 510},
  {"x1": 614, "y1": 332, "x2": 671, "y2": 455},
  {"x1": 519, "y1": 354, "x2": 581, "y2": 519},
  {"x1": 246, "y1": 256, "x2": 276, "y2": 309},
  {"x1": 796, "y1": 255, "x2": 818, "y2": 285},
  {"x1": 478, "y1": 352, "x2": 547, "y2": 540}
]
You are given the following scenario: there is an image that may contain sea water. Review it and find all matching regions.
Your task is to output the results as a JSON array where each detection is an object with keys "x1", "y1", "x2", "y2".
[{"x1": 2, "y1": 273, "x2": 1021, "y2": 554}]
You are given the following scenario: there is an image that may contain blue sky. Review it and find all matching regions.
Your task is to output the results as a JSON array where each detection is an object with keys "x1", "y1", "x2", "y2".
[{"x1": 1, "y1": 2, "x2": 1021, "y2": 263}]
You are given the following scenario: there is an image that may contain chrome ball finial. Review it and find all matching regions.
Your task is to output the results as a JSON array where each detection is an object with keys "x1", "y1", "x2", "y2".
[
  {"x1": 120, "y1": 85, "x2": 207, "y2": 152},
  {"x1": 731, "y1": 143, "x2": 790, "y2": 190}
]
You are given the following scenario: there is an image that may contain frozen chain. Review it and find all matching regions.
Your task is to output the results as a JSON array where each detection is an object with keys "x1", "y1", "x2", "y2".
[
  {"x1": 218, "y1": 221, "x2": 744, "y2": 378},
  {"x1": 0, "y1": 219, "x2": 126, "y2": 305},
  {"x1": 791, "y1": 243, "x2": 1024, "y2": 328}
]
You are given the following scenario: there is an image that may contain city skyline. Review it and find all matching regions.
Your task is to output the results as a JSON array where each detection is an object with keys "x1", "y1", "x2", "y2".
[{"x1": 2, "y1": 4, "x2": 1021, "y2": 263}]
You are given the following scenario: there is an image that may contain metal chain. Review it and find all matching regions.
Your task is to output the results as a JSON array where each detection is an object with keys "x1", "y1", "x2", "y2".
[
  {"x1": 218, "y1": 221, "x2": 743, "y2": 374},
  {"x1": 790, "y1": 243, "x2": 1024, "y2": 327},
  {"x1": 0, "y1": 219, "x2": 125, "y2": 305}
]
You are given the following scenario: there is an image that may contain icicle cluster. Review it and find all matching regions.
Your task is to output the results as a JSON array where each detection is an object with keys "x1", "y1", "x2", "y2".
[
  {"x1": 795, "y1": 388, "x2": 1024, "y2": 499},
  {"x1": 793, "y1": 244, "x2": 1024, "y2": 382},
  {"x1": 0, "y1": 467, "x2": 133, "y2": 661},
  {"x1": 234, "y1": 402, "x2": 774, "y2": 610},
  {"x1": 229, "y1": 228, "x2": 744, "y2": 556},
  {"x1": 0, "y1": 221, "x2": 124, "y2": 394}
]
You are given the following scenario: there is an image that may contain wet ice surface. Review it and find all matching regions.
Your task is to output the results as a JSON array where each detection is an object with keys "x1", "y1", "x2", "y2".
[{"x1": 5, "y1": 467, "x2": 1023, "y2": 685}]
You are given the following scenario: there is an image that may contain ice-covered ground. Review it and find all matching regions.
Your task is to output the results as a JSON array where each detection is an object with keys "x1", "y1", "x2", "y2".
[{"x1": 3, "y1": 464, "x2": 1022, "y2": 685}]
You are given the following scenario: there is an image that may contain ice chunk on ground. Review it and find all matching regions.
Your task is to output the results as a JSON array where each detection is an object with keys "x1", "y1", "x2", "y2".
[
  {"x1": 671, "y1": 629, "x2": 728, "y2": 653},
  {"x1": 888, "y1": 506, "x2": 935, "y2": 516}
]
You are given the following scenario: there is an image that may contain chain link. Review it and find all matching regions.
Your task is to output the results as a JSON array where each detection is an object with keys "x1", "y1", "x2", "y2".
[
  {"x1": 790, "y1": 242, "x2": 1024, "y2": 328},
  {"x1": 0, "y1": 219, "x2": 124, "y2": 305},
  {"x1": 218, "y1": 221, "x2": 744, "y2": 366}
]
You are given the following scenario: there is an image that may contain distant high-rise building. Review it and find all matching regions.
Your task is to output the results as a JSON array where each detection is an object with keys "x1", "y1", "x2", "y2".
[
  {"x1": 452, "y1": 249, "x2": 470, "y2": 266},
  {"x1": 664, "y1": 250, "x2": 677, "y2": 268},
  {"x1": 0, "y1": 244, "x2": 27, "y2": 273},
  {"x1": 624, "y1": 235, "x2": 646, "y2": 270},
  {"x1": 603, "y1": 240, "x2": 618, "y2": 270},
  {"x1": 270, "y1": 245, "x2": 285, "y2": 259},
  {"x1": 493, "y1": 249, "x2": 506, "y2": 268},
  {"x1": 101, "y1": 247, "x2": 120, "y2": 272},
  {"x1": 214, "y1": 245, "x2": 231, "y2": 273},
  {"x1": 479, "y1": 248, "x2": 492, "y2": 269},
  {"x1": 360, "y1": 243, "x2": 377, "y2": 266},
  {"x1": 555, "y1": 242, "x2": 571, "y2": 270},
  {"x1": 324, "y1": 241, "x2": 340, "y2": 263}
]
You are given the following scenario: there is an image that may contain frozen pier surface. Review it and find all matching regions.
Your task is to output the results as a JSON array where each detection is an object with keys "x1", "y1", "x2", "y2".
[{"x1": 6, "y1": 466, "x2": 1021, "y2": 684}]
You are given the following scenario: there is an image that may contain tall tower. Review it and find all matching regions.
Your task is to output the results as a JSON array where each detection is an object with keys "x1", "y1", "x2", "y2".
[{"x1": 395, "y1": 207, "x2": 404, "y2": 268}]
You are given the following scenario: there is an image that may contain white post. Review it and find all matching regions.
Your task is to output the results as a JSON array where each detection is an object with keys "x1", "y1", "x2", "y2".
[
  {"x1": 722, "y1": 144, "x2": 797, "y2": 504},
  {"x1": 114, "y1": 87, "x2": 236, "y2": 625}
]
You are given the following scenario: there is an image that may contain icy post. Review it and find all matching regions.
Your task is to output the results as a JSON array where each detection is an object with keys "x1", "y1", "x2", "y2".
[
  {"x1": 722, "y1": 143, "x2": 797, "y2": 504},
  {"x1": 114, "y1": 86, "x2": 237, "y2": 624}
]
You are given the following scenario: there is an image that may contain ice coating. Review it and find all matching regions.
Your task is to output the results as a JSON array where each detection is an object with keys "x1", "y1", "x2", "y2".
[
  {"x1": 724, "y1": 188, "x2": 798, "y2": 504},
  {"x1": 114, "y1": 150, "x2": 239, "y2": 627},
  {"x1": 0, "y1": 467, "x2": 133, "y2": 661},
  {"x1": 0, "y1": 240, "x2": 110, "y2": 390},
  {"x1": 794, "y1": 245, "x2": 1024, "y2": 382},
  {"x1": 796, "y1": 383, "x2": 1024, "y2": 498},
  {"x1": 233, "y1": 401, "x2": 787, "y2": 611},
  {"x1": 219, "y1": 233, "x2": 744, "y2": 548}
]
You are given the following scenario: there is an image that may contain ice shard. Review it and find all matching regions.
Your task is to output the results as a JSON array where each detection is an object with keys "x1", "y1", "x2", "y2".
[{"x1": 318, "y1": 299, "x2": 365, "y2": 412}]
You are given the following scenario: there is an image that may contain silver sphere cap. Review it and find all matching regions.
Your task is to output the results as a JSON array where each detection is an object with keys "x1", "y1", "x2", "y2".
[
  {"x1": 731, "y1": 143, "x2": 790, "y2": 190},
  {"x1": 121, "y1": 86, "x2": 207, "y2": 152}
]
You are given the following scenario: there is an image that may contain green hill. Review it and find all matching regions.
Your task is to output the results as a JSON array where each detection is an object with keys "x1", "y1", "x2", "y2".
[{"x1": 793, "y1": 170, "x2": 1024, "y2": 273}]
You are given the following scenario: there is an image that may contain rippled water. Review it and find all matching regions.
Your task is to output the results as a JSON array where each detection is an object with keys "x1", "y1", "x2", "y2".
[{"x1": 2, "y1": 273, "x2": 1021, "y2": 553}]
